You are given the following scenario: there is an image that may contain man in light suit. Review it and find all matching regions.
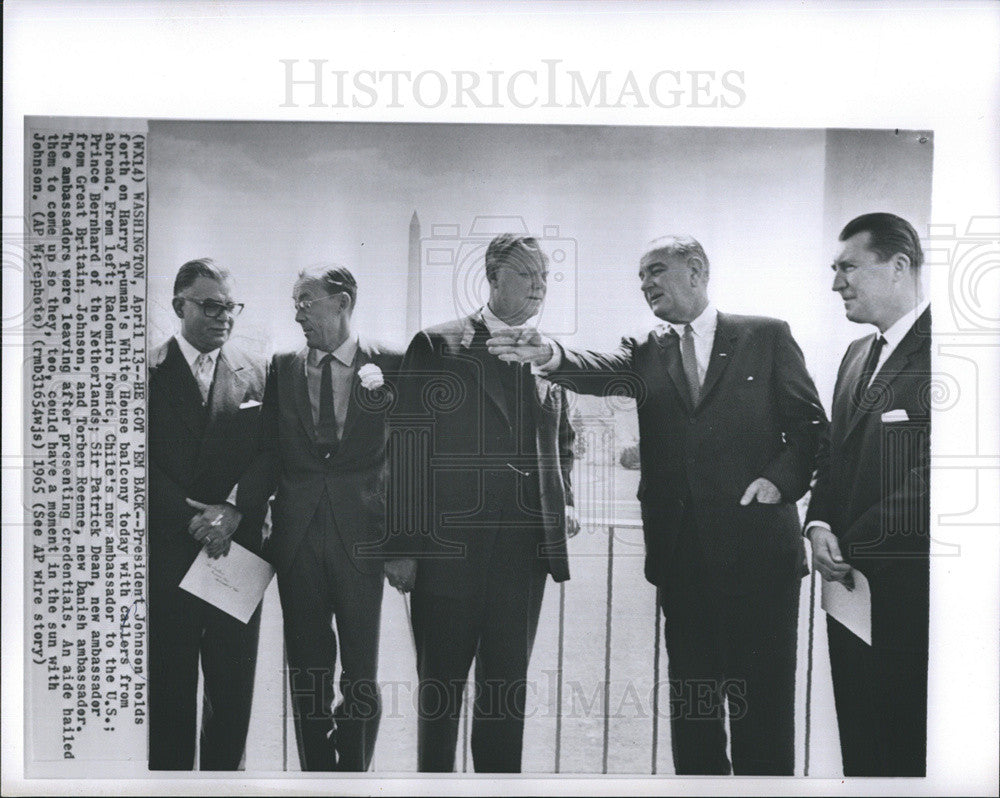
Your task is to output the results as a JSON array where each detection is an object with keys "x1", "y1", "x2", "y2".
[
  {"x1": 239, "y1": 265, "x2": 403, "y2": 771},
  {"x1": 387, "y1": 234, "x2": 577, "y2": 773},
  {"x1": 148, "y1": 258, "x2": 266, "y2": 770},
  {"x1": 489, "y1": 235, "x2": 828, "y2": 775},
  {"x1": 806, "y1": 212, "x2": 930, "y2": 776}
]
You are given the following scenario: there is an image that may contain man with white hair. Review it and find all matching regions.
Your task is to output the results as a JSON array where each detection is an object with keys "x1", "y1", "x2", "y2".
[{"x1": 489, "y1": 234, "x2": 827, "y2": 775}]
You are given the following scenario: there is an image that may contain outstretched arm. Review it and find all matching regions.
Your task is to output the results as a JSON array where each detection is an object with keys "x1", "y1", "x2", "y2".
[{"x1": 489, "y1": 329, "x2": 642, "y2": 399}]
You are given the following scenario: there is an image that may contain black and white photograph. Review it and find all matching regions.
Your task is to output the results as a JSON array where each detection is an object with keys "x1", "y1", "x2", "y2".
[
  {"x1": 3, "y1": 2, "x2": 999, "y2": 796},
  {"x1": 139, "y1": 121, "x2": 935, "y2": 778}
]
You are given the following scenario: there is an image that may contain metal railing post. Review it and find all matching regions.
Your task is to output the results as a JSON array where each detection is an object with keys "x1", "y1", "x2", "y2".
[
  {"x1": 554, "y1": 580, "x2": 566, "y2": 773},
  {"x1": 652, "y1": 588, "x2": 661, "y2": 775},
  {"x1": 601, "y1": 523, "x2": 615, "y2": 774}
]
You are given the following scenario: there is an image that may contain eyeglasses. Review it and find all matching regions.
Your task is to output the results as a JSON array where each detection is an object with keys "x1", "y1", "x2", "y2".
[
  {"x1": 182, "y1": 297, "x2": 245, "y2": 318},
  {"x1": 293, "y1": 292, "x2": 343, "y2": 313}
]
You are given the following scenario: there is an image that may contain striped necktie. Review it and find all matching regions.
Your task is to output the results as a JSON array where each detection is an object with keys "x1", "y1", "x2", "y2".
[{"x1": 194, "y1": 353, "x2": 214, "y2": 404}]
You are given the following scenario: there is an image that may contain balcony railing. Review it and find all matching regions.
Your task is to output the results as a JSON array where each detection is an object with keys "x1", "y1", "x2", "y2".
[{"x1": 241, "y1": 423, "x2": 835, "y2": 774}]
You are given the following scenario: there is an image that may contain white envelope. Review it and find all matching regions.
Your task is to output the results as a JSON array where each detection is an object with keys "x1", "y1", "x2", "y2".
[
  {"x1": 821, "y1": 570, "x2": 872, "y2": 645},
  {"x1": 179, "y1": 542, "x2": 274, "y2": 623},
  {"x1": 881, "y1": 408, "x2": 909, "y2": 422}
]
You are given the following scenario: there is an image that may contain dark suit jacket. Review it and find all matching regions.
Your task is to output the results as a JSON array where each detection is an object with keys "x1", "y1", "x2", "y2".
[
  {"x1": 238, "y1": 339, "x2": 404, "y2": 578},
  {"x1": 806, "y1": 307, "x2": 931, "y2": 652},
  {"x1": 552, "y1": 313, "x2": 827, "y2": 594},
  {"x1": 389, "y1": 316, "x2": 575, "y2": 597},
  {"x1": 148, "y1": 337, "x2": 267, "y2": 590}
]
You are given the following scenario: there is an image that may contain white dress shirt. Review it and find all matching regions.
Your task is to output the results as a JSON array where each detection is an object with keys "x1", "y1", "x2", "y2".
[
  {"x1": 175, "y1": 333, "x2": 220, "y2": 380},
  {"x1": 305, "y1": 335, "x2": 359, "y2": 437}
]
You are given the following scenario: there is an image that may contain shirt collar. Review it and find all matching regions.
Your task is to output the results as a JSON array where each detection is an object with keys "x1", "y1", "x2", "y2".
[
  {"x1": 308, "y1": 334, "x2": 359, "y2": 368},
  {"x1": 176, "y1": 333, "x2": 220, "y2": 369},
  {"x1": 881, "y1": 298, "x2": 930, "y2": 351},
  {"x1": 664, "y1": 302, "x2": 718, "y2": 338},
  {"x1": 478, "y1": 304, "x2": 540, "y2": 335}
]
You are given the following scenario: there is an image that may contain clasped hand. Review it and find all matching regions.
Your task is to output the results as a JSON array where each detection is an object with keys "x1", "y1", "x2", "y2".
[{"x1": 185, "y1": 498, "x2": 241, "y2": 559}]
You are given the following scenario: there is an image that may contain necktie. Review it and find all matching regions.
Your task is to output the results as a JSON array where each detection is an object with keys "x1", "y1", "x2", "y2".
[
  {"x1": 316, "y1": 353, "x2": 339, "y2": 456},
  {"x1": 194, "y1": 353, "x2": 214, "y2": 404},
  {"x1": 679, "y1": 324, "x2": 701, "y2": 407},
  {"x1": 853, "y1": 334, "x2": 887, "y2": 413}
]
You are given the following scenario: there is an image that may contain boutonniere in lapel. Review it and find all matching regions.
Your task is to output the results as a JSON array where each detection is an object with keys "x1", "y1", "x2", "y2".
[
  {"x1": 355, "y1": 362, "x2": 393, "y2": 412},
  {"x1": 358, "y1": 363, "x2": 385, "y2": 391}
]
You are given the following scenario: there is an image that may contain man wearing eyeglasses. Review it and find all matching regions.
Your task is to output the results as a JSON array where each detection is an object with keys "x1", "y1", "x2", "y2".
[
  {"x1": 238, "y1": 265, "x2": 403, "y2": 771},
  {"x1": 148, "y1": 258, "x2": 266, "y2": 770}
]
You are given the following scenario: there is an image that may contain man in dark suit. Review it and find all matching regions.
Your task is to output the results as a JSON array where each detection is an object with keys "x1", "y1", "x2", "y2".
[
  {"x1": 148, "y1": 258, "x2": 266, "y2": 770},
  {"x1": 238, "y1": 265, "x2": 403, "y2": 771},
  {"x1": 387, "y1": 234, "x2": 577, "y2": 773},
  {"x1": 489, "y1": 235, "x2": 827, "y2": 775},
  {"x1": 806, "y1": 212, "x2": 930, "y2": 776}
]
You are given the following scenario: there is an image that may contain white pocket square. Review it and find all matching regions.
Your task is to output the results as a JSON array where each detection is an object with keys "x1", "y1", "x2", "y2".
[
  {"x1": 239, "y1": 399, "x2": 262, "y2": 409},
  {"x1": 881, "y1": 409, "x2": 909, "y2": 422}
]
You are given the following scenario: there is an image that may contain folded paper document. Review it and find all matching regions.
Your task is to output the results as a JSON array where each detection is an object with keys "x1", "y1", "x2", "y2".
[
  {"x1": 821, "y1": 568, "x2": 872, "y2": 645},
  {"x1": 179, "y1": 542, "x2": 274, "y2": 624}
]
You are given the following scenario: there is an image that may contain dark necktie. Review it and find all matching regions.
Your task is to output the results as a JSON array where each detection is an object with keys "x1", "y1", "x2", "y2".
[
  {"x1": 317, "y1": 353, "x2": 338, "y2": 456},
  {"x1": 853, "y1": 334, "x2": 887, "y2": 413},
  {"x1": 678, "y1": 324, "x2": 701, "y2": 407}
]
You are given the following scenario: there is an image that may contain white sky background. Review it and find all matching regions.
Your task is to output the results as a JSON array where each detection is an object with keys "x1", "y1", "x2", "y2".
[
  {"x1": 147, "y1": 123, "x2": 929, "y2": 406},
  {"x1": 4, "y1": 2, "x2": 999, "y2": 796}
]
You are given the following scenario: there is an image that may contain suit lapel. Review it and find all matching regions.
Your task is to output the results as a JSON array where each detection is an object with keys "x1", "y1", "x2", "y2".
[
  {"x1": 697, "y1": 313, "x2": 739, "y2": 408},
  {"x1": 338, "y1": 343, "x2": 367, "y2": 447},
  {"x1": 842, "y1": 308, "x2": 929, "y2": 441},
  {"x1": 875, "y1": 306, "x2": 930, "y2": 396},
  {"x1": 653, "y1": 327, "x2": 695, "y2": 412},
  {"x1": 154, "y1": 337, "x2": 205, "y2": 436},
  {"x1": 207, "y1": 348, "x2": 247, "y2": 424},
  {"x1": 291, "y1": 348, "x2": 317, "y2": 442},
  {"x1": 835, "y1": 340, "x2": 869, "y2": 441},
  {"x1": 195, "y1": 348, "x2": 248, "y2": 473}
]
